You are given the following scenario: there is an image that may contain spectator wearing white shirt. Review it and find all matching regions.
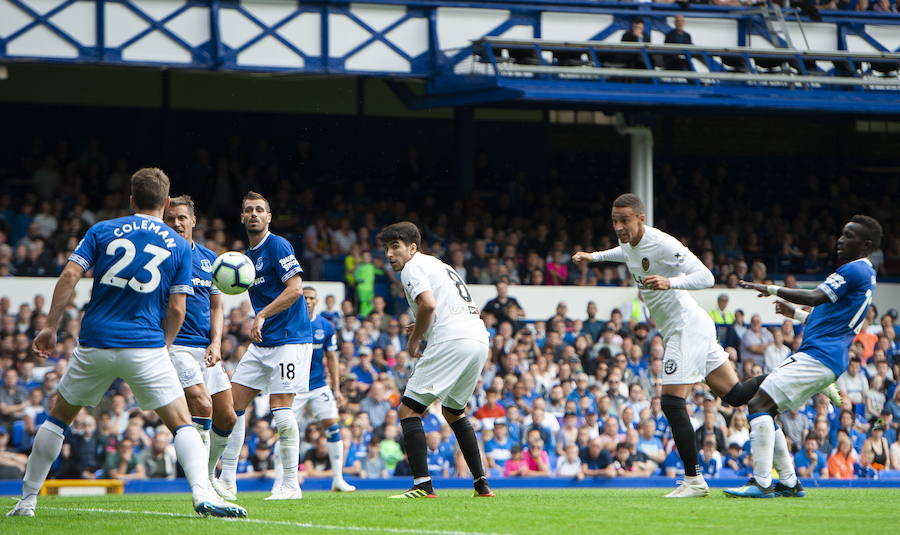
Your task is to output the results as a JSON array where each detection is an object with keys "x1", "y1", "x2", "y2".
[
  {"x1": 837, "y1": 358, "x2": 869, "y2": 406},
  {"x1": 740, "y1": 314, "x2": 773, "y2": 367},
  {"x1": 764, "y1": 327, "x2": 791, "y2": 373}
]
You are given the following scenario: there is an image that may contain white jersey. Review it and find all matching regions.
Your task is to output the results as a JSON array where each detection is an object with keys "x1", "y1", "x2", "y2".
[
  {"x1": 597, "y1": 226, "x2": 715, "y2": 339},
  {"x1": 401, "y1": 252, "x2": 488, "y2": 346}
]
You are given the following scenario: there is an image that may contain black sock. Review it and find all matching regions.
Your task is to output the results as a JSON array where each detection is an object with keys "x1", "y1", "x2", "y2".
[
  {"x1": 400, "y1": 417, "x2": 430, "y2": 483},
  {"x1": 449, "y1": 417, "x2": 486, "y2": 481},
  {"x1": 661, "y1": 394, "x2": 700, "y2": 478},
  {"x1": 722, "y1": 374, "x2": 767, "y2": 407}
]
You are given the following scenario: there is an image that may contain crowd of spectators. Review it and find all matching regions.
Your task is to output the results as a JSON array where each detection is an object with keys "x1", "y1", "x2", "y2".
[
  {"x1": 1, "y1": 279, "x2": 898, "y2": 482},
  {"x1": 0, "y1": 137, "x2": 898, "y2": 483}
]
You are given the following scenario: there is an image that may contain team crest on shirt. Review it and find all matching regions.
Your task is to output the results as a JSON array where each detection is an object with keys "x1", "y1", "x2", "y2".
[
  {"x1": 314, "y1": 329, "x2": 325, "y2": 340},
  {"x1": 664, "y1": 359, "x2": 677, "y2": 374},
  {"x1": 181, "y1": 367, "x2": 197, "y2": 383},
  {"x1": 642, "y1": 257, "x2": 650, "y2": 271},
  {"x1": 256, "y1": 256, "x2": 264, "y2": 270},
  {"x1": 200, "y1": 259, "x2": 212, "y2": 272}
]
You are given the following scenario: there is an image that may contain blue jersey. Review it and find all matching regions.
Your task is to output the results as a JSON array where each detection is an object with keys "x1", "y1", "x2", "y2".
[
  {"x1": 799, "y1": 258, "x2": 876, "y2": 377},
  {"x1": 69, "y1": 214, "x2": 192, "y2": 348},
  {"x1": 245, "y1": 233, "x2": 312, "y2": 347},
  {"x1": 308, "y1": 315, "x2": 337, "y2": 390},
  {"x1": 174, "y1": 243, "x2": 221, "y2": 348}
]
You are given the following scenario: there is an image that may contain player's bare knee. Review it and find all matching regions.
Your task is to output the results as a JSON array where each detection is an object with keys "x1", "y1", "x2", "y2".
[
  {"x1": 186, "y1": 389, "x2": 213, "y2": 417},
  {"x1": 213, "y1": 408, "x2": 237, "y2": 430}
]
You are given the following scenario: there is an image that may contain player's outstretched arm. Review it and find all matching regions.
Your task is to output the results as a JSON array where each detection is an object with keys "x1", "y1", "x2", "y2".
[
  {"x1": 33, "y1": 261, "x2": 83, "y2": 357},
  {"x1": 164, "y1": 293, "x2": 187, "y2": 347},
  {"x1": 572, "y1": 247, "x2": 625, "y2": 264},
  {"x1": 739, "y1": 281, "x2": 830, "y2": 307}
]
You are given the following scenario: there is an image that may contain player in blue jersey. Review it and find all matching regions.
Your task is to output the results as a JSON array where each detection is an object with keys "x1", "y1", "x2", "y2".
[
  {"x1": 725, "y1": 215, "x2": 881, "y2": 499},
  {"x1": 214, "y1": 191, "x2": 313, "y2": 501},
  {"x1": 163, "y1": 195, "x2": 238, "y2": 499},
  {"x1": 270, "y1": 286, "x2": 356, "y2": 492},
  {"x1": 8, "y1": 169, "x2": 245, "y2": 518}
]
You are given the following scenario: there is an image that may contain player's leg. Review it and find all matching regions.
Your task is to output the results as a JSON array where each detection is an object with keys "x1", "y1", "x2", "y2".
[
  {"x1": 8, "y1": 394, "x2": 82, "y2": 517},
  {"x1": 129, "y1": 347, "x2": 245, "y2": 517},
  {"x1": 170, "y1": 346, "x2": 214, "y2": 452},
  {"x1": 217, "y1": 382, "x2": 257, "y2": 491},
  {"x1": 217, "y1": 346, "x2": 267, "y2": 492},
  {"x1": 389, "y1": 395, "x2": 437, "y2": 499},
  {"x1": 704, "y1": 347, "x2": 767, "y2": 407},
  {"x1": 723, "y1": 390, "x2": 779, "y2": 498},
  {"x1": 659, "y1": 333, "x2": 708, "y2": 498},
  {"x1": 441, "y1": 339, "x2": 493, "y2": 497},
  {"x1": 208, "y1": 364, "x2": 237, "y2": 499},
  {"x1": 266, "y1": 343, "x2": 311, "y2": 500},
  {"x1": 313, "y1": 388, "x2": 355, "y2": 492},
  {"x1": 10, "y1": 346, "x2": 112, "y2": 517}
]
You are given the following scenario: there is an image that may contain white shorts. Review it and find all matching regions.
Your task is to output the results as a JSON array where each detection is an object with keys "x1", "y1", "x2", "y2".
[
  {"x1": 662, "y1": 321, "x2": 729, "y2": 386},
  {"x1": 405, "y1": 338, "x2": 489, "y2": 410},
  {"x1": 760, "y1": 352, "x2": 836, "y2": 412},
  {"x1": 169, "y1": 345, "x2": 231, "y2": 395},
  {"x1": 231, "y1": 343, "x2": 313, "y2": 395},
  {"x1": 292, "y1": 385, "x2": 339, "y2": 422},
  {"x1": 59, "y1": 346, "x2": 183, "y2": 410}
]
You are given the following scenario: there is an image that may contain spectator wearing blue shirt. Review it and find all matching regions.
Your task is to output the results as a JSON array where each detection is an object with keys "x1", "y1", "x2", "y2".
[
  {"x1": 723, "y1": 443, "x2": 747, "y2": 476},
  {"x1": 662, "y1": 447, "x2": 685, "y2": 478},
  {"x1": 567, "y1": 373, "x2": 596, "y2": 415},
  {"x1": 794, "y1": 436, "x2": 828, "y2": 478},
  {"x1": 425, "y1": 432, "x2": 450, "y2": 478},
  {"x1": 636, "y1": 419, "x2": 665, "y2": 466},
  {"x1": 698, "y1": 436, "x2": 722, "y2": 478},
  {"x1": 580, "y1": 438, "x2": 614, "y2": 478},
  {"x1": 832, "y1": 409, "x2": 867, "y2": 453},
  {"x1": 350, "y1": 347, "x2": 376, "y2": 386},
  {"x1": 484, "y1": 420, "x2": 516, "y2": 475}
]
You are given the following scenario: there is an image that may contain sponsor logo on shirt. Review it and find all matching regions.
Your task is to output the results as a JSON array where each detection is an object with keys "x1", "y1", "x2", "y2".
[
  {"x1": 824, "y1": 273, "x2": 846, "y2": 290},
  {"x1": 279, "y1": 254, "x2": 299, "y2": 271},
  {"x1": 191, "y1": 277, "x2": 213, "y2": 288},
  {"x1": 253, "y1": 276, "x2": 266, "y2": 286},
  {"x1": 200, "y1": 259, "x2": 212, "y2": 272}
]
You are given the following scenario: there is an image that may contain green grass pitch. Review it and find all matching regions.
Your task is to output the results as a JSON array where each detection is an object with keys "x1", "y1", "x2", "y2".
[{"x1": 3, "y1": 488, "x2": 898, "y2": 535}]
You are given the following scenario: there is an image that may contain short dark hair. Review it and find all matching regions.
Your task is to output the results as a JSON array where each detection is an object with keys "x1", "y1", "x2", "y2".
[
  {"x1": 302, "y1": 286, "x2": 316, "y2": 295},
  {"x1": 169, "y1": 194, "x2": 195, "y2": 216},
  {"x1": 850, "y1": 215, "x2": 882, "y2": 251},
  {"x1": 612, "y1": 193, "x2": 645, "y2": 214},
  {"x1": 242, "y1": 191, "x2": 270, "y2": 212},
  {"x1": 378, "y1": 221, "x2": 421, "y2": 248},
  {"x1": 131, "y1": 168, "x2": 170, "y2": 210}
]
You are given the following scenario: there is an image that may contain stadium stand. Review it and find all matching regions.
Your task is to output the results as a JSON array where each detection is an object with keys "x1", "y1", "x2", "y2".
[{"x1": 0, "y1": 136, "x2": 897, "y2": 485}]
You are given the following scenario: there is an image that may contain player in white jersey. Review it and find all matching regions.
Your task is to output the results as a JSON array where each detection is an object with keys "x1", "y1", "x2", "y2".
[
  {"x1": 573, "y1": 193, "x2": 767, "y2": 498},
  {"x1": 378, "y1": 222, "x2": 495, "y2": 499},
  {"x1": 163, "y1": 196, "x2": 237, "y2": 499}
]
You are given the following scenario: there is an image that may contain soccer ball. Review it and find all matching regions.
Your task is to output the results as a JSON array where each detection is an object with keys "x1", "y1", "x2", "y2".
[{"x1": 211, "y1": 252, "x2": 256, "y2": 295}]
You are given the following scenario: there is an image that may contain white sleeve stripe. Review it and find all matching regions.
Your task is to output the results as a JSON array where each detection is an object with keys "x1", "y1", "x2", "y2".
[
  {"x1": 818, "y1": 283, "x2": 838, "y2": 303},
  {"x1": 170, "y1": 285, "x2": 194, "y2": 295},
  {"x1": 68, "y1": 254, "x2": 90, "y2": 271},
  {"x1": 281, "y1": 266, "x2": 302, "y2": 283}
]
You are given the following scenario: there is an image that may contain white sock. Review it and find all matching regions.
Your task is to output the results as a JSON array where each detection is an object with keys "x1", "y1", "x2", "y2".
[
  {"x1": 325, "y1": 424, "x2": 344, "y2": 484},
  {"x1": 174, "y1": 425, "x2": 214, "y2": 497},
  {"x1": 773, "y1": 427, "x2": 797, "y2": 488},
  {"x1": 271, "y1": 440, "x2": 284, "y2": 488},
  {"x1": 273, "y1": 408, "x2": 299, "y2": 487},
  {"x1": 208, "y1": 427, "x2": 232, "y2": 479},
  {"x1": 750, "y1": 414, "x2": 775, "y2": 488},
  {"x1": 219, "y1": 411, "x2": 245, "y2": 484},
  {"x1": 23, "y1": 420, "x2": 67, "y2": 500}
]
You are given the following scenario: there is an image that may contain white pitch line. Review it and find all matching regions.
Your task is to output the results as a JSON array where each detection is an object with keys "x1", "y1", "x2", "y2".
[{"x1": 43, "y1": 506, "x2": 511, "y2": 535}]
